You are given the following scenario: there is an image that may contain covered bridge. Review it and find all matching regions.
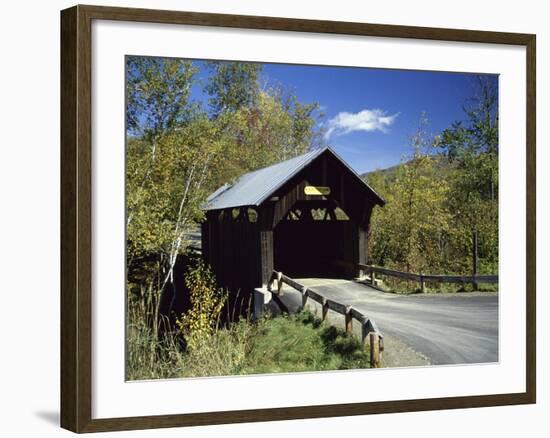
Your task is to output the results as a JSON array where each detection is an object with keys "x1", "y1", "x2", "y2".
[{"x1": 201, "y1": 147, "x2": 385, "y2": 307}]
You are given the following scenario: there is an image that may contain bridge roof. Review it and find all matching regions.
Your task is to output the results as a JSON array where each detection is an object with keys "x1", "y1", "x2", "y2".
[{"x1": 202, "y1": 147, "x2": 385, "y2": 211}]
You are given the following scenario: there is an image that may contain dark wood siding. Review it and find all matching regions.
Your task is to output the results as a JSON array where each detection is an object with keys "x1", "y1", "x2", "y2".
[{"x1": 201, "y1": 209, "x2": 263, "y2": 316}]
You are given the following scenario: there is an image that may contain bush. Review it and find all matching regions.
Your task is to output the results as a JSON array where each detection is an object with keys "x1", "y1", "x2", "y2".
[{"x1": 176, "y1": 259, "x2": 227, "y2": 350}]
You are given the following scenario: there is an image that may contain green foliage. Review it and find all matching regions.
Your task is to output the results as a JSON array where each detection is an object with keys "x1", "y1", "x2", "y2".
[
  {"x1": 205, "y1": 61, "x2": 262, "y2": 117},
  {"x1": 125, "y1": 57, "x2": 323, "y2": 289},
  {"x1": 126, "y1": 56, "x2": 198, "y2": 142},
  {"x1": 176, "y1": 260, "x2": 227, "y2": 350},
  {"x1": 368, "y1": 115, "x2": 453, "y2": 273},
  {"x1": 367, "y1": 77, "x2": 499, "y2": 283},
  {"x1": 240, "y1": 311, "x2": 370, "y2": 374},
  {"x1": 126, "y1": 281, "x2": 182, "y2": 380},
  {"x1": 127, "y1": 308, "x2": 372, "y2": 380},
  {"x1": 126, "y1": 116, "x2": 225, "y2": 274},
  {"x1": 439, "y1": 76, "x2": 499, "y2": 274},
  {"x1": 214, "y1": 89, "x2": 320, "y2": 184}
]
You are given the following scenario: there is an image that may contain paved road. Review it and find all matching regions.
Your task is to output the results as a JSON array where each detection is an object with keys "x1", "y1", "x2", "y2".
[{"x1": 280, "y1": 278, "x2": 499, "y2": 366}]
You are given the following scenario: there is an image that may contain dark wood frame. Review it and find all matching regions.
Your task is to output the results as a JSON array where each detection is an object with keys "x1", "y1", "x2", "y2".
[{"x1": 61, "y1": 4, "x2": 536, "y2": 433}]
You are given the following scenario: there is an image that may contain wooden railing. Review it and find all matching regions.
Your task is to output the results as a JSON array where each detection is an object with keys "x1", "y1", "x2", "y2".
[
  {"x1": 267, "y1": 271, "x2": 384, "y2": 368},
  {"x1": 359, "y1": 263, "x2": 498, "y2": 292}
]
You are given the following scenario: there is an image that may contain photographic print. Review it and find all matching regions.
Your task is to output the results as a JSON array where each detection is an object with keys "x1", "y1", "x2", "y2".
[{"x1": 125, "y1": 57, "x2": 499, "y2": 380}]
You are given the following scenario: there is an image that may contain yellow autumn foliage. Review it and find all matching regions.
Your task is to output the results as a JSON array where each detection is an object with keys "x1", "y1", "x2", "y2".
[{"x1": 176, "y1": 260, "x2": 227, "y2": 350}]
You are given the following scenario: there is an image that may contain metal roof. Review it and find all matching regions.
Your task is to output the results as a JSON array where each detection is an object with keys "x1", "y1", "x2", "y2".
[{"x1": 202, "y1": 147, "x2": 384, "y2": 211}]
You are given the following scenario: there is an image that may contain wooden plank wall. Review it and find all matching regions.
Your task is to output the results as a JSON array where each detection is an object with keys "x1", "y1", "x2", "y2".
[
  {"x1": 270, "y1": 151, "x2": 380, "y2": 229},
  {"x1": 202, "y1": 209, "x2": 264, "y2": 317}
]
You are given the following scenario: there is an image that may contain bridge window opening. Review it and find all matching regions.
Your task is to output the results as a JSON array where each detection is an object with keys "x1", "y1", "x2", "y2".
[
  {"x1": 284, "y1": 209, "x2": 302, "y2": 221},
  {"x1": 311, "y1": 208, "x2": 327, "y2": 220},
  {"x1": 334, "y1": 207, "x2": 349, "y2": 221},
  {"x1": 247, "y1": 208, "x2": 258, "y2": 223}
]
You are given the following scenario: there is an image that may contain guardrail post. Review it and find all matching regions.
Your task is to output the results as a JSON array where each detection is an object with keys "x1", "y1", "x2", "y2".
[
  {"x1": 369, "y1": 332, "x2": 380, "y2": 368},
  {"x1": 276, "y1": 271, "x2": 283, "y2": 296},
  {"x1": 301, "y1": 287, "x2": 308, "y2": 308},
  {"x1": 345, "y1": 307, "x2": 353, "y2": 334},
  {"x1": 420, "y1": 274, "x2": 425, "y2": 293},
  {"x1": 267, "y1": 272, "x2": 275, "y2": 292},
  {"x1": 322, "y1": 298, "x2": 329, "y2": 321},
  {"x1": 361, "y1": 319, "x2": 369, "y2": 346},
  {"x1": 370, "y1": 266, "x2": 376, "y2": 286}
]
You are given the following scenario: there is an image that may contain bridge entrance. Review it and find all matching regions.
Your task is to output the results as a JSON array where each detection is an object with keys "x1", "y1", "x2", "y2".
[{"x1": 274, "y1": 200, "x2": 361, "y2": 279}]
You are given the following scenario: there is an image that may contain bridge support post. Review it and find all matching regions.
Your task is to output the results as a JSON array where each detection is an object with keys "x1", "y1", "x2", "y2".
[{"x1": 253, "y1": 288, "x2": 272, "y2": 320}]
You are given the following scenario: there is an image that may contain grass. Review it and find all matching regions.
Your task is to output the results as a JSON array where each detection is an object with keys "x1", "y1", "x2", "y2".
[
  {"x1": 239, "y1": 311, "x2": 370, "y2": 374},
  {"x1": 127, "y1": 308, "x2": 372, "y2": 380},
  {"x1": 376, "y1": 275, "x2": 498, "y2": 294}
]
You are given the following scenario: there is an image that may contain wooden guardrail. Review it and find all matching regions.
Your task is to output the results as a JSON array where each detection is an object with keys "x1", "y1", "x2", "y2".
[
  {"x1": 358, "y1": 263, "x2": 498, "y2": 292},
  {"x1": 267, "y1": 271, "x2": 384, "y2": 368}
]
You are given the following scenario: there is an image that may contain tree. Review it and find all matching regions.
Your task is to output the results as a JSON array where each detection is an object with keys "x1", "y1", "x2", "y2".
[
  {"x1": 368, "y1": 115, "x2": 450, "y2": 273},
  {"x1": 126, "y1": 57, "x2": 199, "y2": 228},
  {"x1": 125, "y1": 57, "x2": 324, "y2": 311},
  {"x1": 126, "y1": 56, "x2": 199, "y2": 142},
  {"x1": 210, "y1": 88, "x2": 322, "y2": 188},
  {"x1": 127, "y1": 115, "x2": 225, "y2": 297},
  {"x1": 367, "y1": 77, "x2": 499, "y2": 281},
  {"x1": 205, "y1": 61, "x2": 262, "y2": 117},
  {"x1": 439, "y1": 76, "x2": 499, "y2": 274},
  {"x1": 440, "y1": 75, "x2": 498, "y2": 202}
]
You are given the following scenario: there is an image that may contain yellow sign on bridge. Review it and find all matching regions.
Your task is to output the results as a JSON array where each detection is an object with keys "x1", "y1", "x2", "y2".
[{"x1": 304, "y1": 186, "x2": 331, "y2": 196}]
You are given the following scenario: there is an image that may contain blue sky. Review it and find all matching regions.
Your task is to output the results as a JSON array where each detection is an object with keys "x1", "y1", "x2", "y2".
[{"x1": 189, "y1": 61, "x2": 497, "y2": 174}]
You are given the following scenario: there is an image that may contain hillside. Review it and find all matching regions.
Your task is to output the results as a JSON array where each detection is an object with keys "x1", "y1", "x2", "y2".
[{"x1": 360, "y1": 155, "x2": 452, "y2": 182}]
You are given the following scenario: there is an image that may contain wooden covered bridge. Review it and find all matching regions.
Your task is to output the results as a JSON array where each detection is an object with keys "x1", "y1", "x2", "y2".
[{"x1": 201, "y1": 147, "x2": 385, "y2": 309}]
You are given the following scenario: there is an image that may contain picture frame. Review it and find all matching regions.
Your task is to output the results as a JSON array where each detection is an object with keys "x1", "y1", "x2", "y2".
[{"x1": 60, "y1": 4, "x2": 536, "y2": 433}]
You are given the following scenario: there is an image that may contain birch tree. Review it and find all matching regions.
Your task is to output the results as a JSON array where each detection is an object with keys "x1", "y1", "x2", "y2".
[{"x1": 126, "y1": 56, "x2": 198, "y2": 226}]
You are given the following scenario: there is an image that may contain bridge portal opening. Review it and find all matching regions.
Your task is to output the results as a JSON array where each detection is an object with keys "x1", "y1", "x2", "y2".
[{"x1": 273, "y1": 200, "x2": 360, "y2": 279}]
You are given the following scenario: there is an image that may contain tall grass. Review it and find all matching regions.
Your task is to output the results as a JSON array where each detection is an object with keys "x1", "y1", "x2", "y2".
[
  {"x1": 127, "y1": 254, "x2": 372, "y2": 379},
  {"x1": 126, "y1": 281, "x2": 183, "y2": 380},
  {"x1": 126, "y1": 292, "x2": 372, "y2": 380}
]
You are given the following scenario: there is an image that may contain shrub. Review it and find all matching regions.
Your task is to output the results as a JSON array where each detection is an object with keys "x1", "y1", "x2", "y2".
[{"x1": 176, "y1": 259, "x2": 227, "y2": 350}]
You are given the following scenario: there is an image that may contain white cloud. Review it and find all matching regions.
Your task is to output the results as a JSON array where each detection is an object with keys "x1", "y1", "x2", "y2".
[{"x1": 324, "y1": 109, "x2": 399, "y2": 139}]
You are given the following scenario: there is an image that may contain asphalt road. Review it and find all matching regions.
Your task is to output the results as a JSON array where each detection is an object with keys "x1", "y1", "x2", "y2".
[{"x1": 282, "y1": 278, "x2": 499, "y2": 366}]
